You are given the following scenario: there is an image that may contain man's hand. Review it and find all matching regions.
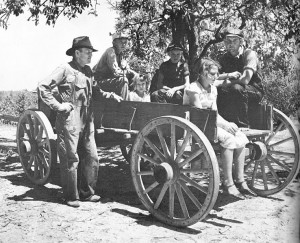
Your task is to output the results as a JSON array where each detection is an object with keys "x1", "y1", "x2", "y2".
[
  {"x1": 166, "y1": 88, "x2": 176, "y2": 98},
  {"x1": 110, "y1": 93, "x2": 123, "y2": 102},
  {"x1": 228, "y1": 71, "x2": 241, "y2": 80},
  {"x1": 58, "y1": 102, "x2": 74, "y2": 113}
]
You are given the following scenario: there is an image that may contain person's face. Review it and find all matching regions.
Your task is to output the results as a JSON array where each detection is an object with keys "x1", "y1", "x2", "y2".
[
  {"x1": 224, "y1": 36, "x2": 242, "y2": 56},
  {"x1": 205, "y1": 66, "x2": 219, "y2": 85},
  {"x1": 136, "y1": 81, "x2": 147, "y2": 94},
  {"x1": 114, "y1": 38, "x2": 128, "y2": 53},
  {"x1": 75, "y1": 48, "x2": 93, "y2": 66},
  {"x1": 169, "y1": 50, "x2": 182, "y2": 63}
]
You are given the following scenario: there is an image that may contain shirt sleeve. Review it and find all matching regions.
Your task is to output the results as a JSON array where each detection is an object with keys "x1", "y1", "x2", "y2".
[
  {"x1": 243, "y1": 49, "x2": 258, "y2": 73},
  {"x1": 37, "y1": 64, "x2": 66, "y2": 111},
  {"x1": 183, "y1": 63, "x2": 190, "y2": 77}
]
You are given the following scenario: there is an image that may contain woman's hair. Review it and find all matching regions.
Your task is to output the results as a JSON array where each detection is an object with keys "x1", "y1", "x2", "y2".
[{"x1": 194, "y1": 58, "x2": 221, "y2": 81}]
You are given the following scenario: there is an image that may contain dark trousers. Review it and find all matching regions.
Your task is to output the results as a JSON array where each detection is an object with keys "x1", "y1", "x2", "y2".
[
  {"x1": 217, "y1": 84, "x2": 263, "y2": 127},
  {"x1": 98, "y1": 77, "x2": 129, "y2": 100},
  {"x1": 56, "y1": 106, "x2": 99, "y2": 201},
  {"x1": 151, "y1": 89, "x2": 183, "y2": 104}
]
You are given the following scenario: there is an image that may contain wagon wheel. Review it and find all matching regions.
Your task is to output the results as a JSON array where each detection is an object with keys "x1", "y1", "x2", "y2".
[
  {"x1": 16, "y1": 110, "x2": 56, "y2": 185},
  {"x1": 244, "y1": 108, "x2": 300, "y2": 196},
  {"x1": 131, "y1": 116, "x2": 219, "y2": 227}
]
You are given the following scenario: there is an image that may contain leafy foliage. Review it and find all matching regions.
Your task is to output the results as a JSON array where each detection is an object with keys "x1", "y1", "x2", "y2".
[
  {"x1": 0, "y1": 0, "x2": 99, "y2": 28},
  {"x1": 0, "y1": 91, "x2": 38, "y2": 117},
  {"x1": 262, "y1": 70, "x2": 299, "y2": 115},
  {"x1": 112, "y1": 0, "x2": 299, "y2": 76}
]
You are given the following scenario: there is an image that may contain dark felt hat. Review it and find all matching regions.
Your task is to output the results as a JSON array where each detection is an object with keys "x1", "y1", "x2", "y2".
[
  {"x1": 166, "y1": 43, "x2": 184, "y2": 52},
  {"x1": 66, "y1": 36, "x2": 98, "y2": 56},
  {"x1": 224, "y1": 28, "x2": 244, "y2": 38}
]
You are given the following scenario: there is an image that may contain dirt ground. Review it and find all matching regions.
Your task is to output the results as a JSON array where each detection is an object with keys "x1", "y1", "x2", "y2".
[{"x1": 0, "y1": 124, "x2": 299, "y2": 243}]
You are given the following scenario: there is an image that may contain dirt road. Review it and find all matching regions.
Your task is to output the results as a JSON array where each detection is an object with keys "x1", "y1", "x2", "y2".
[{"x1": 0, "y1": 124, "x2": 299, "y2": 243}]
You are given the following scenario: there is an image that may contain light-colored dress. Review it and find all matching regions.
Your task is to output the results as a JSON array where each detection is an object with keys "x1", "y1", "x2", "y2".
[
  {"x1": 128, "y1": 91, "x2": 150, "y2": 102},
  {"x1": 183, "y1": 81, "x2": 249, "y2": 149}
]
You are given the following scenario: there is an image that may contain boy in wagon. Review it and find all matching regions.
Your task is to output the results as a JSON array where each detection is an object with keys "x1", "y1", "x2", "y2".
[{"x1": 151, "y1": 43, "x2": 190, "y2": 104}]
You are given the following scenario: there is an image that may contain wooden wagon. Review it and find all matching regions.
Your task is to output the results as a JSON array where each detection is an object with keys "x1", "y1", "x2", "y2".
[{"x1": 16, "y1": 98, "x2": 300, "y2": 227}]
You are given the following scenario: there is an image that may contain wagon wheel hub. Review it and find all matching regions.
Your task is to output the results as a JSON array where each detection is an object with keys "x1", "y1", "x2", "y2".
[
  {"x1": 30, "y1": 140, "x2": 39, "y2": 155},
  {"x1": 20, "y1": 141, "x2": 31, "y2": 154},
  {"x1": 248, "y1": 141, "x2": 267, "y2": 161},
  {"x1": 153, "y1": 162, "x2": 174, "y2": 184}
]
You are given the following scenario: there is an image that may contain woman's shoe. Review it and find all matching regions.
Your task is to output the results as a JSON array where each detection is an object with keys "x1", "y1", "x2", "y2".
[
  {"x1": 222, "y1": 184, "x2": 245, "y2": 200},
  {"x1": 235, "y1": 181, "x2": 257, "y2": 197}
]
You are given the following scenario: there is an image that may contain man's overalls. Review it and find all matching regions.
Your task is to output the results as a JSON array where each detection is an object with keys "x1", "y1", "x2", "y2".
[{"x1": 55, "y1": 63, "x2": 99, "y2": 201}]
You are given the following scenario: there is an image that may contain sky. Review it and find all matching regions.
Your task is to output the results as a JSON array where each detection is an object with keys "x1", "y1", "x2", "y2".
[{"x1": 0, "y1": 2, "x2": 117, "y2": 91}]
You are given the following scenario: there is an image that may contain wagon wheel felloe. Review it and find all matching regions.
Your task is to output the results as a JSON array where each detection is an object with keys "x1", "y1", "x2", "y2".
[
  {"x1": 17, "y1": 110, "x2": 56, "y2": 185},
  {"x1": 245, "y1": 108, "x2": 300, "y2": 196},
  {"x1": 131, "y1": 116, "x2": 219, "y2": 227}
]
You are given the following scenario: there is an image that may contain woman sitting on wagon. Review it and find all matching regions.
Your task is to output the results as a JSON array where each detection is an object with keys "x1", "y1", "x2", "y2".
[{"x1": 183, "y1": 58, "x2": 256, "y2": 199}]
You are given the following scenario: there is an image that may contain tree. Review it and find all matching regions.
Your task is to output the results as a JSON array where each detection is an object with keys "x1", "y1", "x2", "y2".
[
  {"x1": 0, "y1": 0, "x2": 100, "y2": 28},
  {"x1": 111, "y1": 0, "x2": 300, "y2": 77}
]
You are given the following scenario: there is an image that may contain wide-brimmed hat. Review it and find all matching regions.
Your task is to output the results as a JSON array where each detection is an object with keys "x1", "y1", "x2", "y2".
[
  {"x1": 111, "y1": 32, "x2": 130, "y2": 41},
  {"x1": 66, "y1": 36, "x2": 98, "y2": 56},
  {"x1": 166, "y1": 43, "x2": 184, "y2": 52},
  {"x1": 224, "y1": 28, "x2": 244, "y2": 39}
]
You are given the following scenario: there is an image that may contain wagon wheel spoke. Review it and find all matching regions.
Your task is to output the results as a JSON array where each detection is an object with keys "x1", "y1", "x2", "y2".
[
  {"x1": 260, "y1": 160, "x2": 268, "y2": 190},
  {"x1": 34, "y1": 156, "x2": 39, "y2": 179},
  {"x1": 37, "y1": 124, "x2": 44, "y2": 142},
  {"x1": 143, "y1": 181, "x2": 159, "y2": 194},
  {"x1": 267, "y1": 154, "x2": 291, "y2": 172},
  {"x1": 180, "y1": 174, "x2": 208, "y2": 194},
  {"x1": 39, "y1": 147, "x2": 50, "y2": 158},
  {"x1": 265, "y1": 121, "x2": 284, "y2": 145},
  {"x1": 268, "y1": 150, "x2": 295, "y2": 157},
  {"x1": 154, "y1": 183, "x2": 168, "y2": 209},
  {"x1": 33, "y1": 116, "x2": 39, "y2": 139},
  {"x1": 26, "y1": 114, "x2": 35, "y2": 140},
  {"x1": 169, "y1": 184, "x2": 175, "y2": 218},
  {"x1": 175, "y1": 182, "x2": 189, "y2": 219},
  {"x1": 21, "y1": 123, "x2": 32, "y2": 140},
  {"x1": 170, "y1": 124, "x2": 176, "y2": 160},
  {"x1": 38, "y1": 152, "x2": 50, "y2": 171},
  {"x1": 250, "y1": 160, "x2": 260, "y2": 188},
  {"x1": 144, "y1": 137, "x2": 166, "y2": 162},
  {"x1": 137, "y1": 152, "x2": 159, "y2": 165},
  {"x1": 178, "y1": 148, "x2": 203, "y2": 168},
  {"x1": 137, "y1": 170, "x2": 154, "y2": 176},
  {"x1": 178, "y1": 180, "x2": 202, "y2": 210},
  {"x1": 155, "y1": 126, "x2": 170, "y2": 159},
  {"x1": 27, "y1": 155, "x2": 35, "y2": 170},
  {"x1": 175, "y1": 131, "x2": 192, "y2": 163},
  {"x1": 268, "y1": 137, "x2": 293, "y2": 148},
  {"x1": 265, "y1": 158, "x2": 281, "y2": 184},
  {"x1": 244, "y1": 158, "x2": 255, "y2": 171}
]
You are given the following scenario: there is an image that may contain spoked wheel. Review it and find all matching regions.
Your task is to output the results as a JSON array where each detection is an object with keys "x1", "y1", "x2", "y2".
[
  {"x1": 17, "y1": 110, "x2": 56, "y2": 185},
  {"x1": 245, "y1": 108, "x2": 300, "y2": 196},
  {"x1": 131, "y1": 116, "x2": 219, "y2": 227}
]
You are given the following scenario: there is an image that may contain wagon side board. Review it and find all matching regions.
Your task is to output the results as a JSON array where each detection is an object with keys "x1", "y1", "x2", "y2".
[{"x1": 92, "y1": 100, "x2": 217, "y2": 142}]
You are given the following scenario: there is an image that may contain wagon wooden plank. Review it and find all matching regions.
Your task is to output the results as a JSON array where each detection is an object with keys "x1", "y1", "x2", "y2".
[{"x1": 92, "y1": 100, "x2": 217, "y2": 142}]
